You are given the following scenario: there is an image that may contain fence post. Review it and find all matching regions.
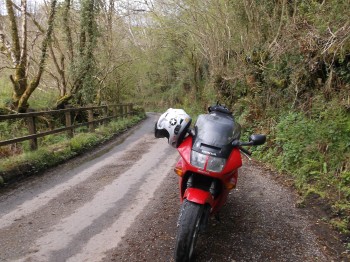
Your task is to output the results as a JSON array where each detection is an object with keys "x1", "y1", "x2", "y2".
[
  {"x1": 103, "y1": 106, "x2": 108, "y2": 125},
  {"x1": 119, "y1": 105, "x2": 123, "y2": 117},
  {"x1": 112, "y1": 105, "x2": 117, "y2": 118},
  {"x1": 88, "y1": 109, "x2": 94, "y2": 132},
  {"x1": 124, "y1": 105, "x2": 127, "y2": 117},
  {"x1": 27, "y1": 116, "x2": 38, "y2": 150},
  {"x1": 65, "y1": 111, "x2": 73, "y2": 138},
  {"x1": 130, "y1": 104, "x2": 133, "y2": 114}
]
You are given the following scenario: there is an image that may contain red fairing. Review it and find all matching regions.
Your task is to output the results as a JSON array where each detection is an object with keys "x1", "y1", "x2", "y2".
[
  {"x1": 222, "y1": 148, "x2": 242, "y2": 173},
  {"x1": 177, "y1": 135, "x2": 242, "y2": 177},
  {"x1": 177, "y1": 135, "x2": 192, "y2": 164},
  {"x1": 184, "y1": 188, "x2": 214, "y2": 205},
  {"x1": 176, "y1": 135, "x2": 243, "y2": 200}
]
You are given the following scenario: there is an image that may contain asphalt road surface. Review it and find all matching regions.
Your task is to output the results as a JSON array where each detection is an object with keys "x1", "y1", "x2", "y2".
[{"x1": 0, "y1": 113, "x2": 347, "y2": 261}]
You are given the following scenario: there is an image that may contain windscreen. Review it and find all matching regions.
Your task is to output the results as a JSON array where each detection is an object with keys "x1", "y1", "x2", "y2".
[{"x1": 194, "y1": 113, "x2": 241, "y2": 147}]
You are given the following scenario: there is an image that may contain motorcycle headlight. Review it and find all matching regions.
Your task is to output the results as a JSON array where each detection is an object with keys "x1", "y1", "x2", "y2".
[
  {"x1": 207, "y1": 156, "x2": 226, "y2": 172},
  {"x1": 191, "y1": 151, "x2": 207, "y2": 169}
]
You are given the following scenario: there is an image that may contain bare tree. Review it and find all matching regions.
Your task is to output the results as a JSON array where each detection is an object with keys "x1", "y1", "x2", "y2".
[{"x1": 0, "y1": 0, "x2": 58, "y2": 112}]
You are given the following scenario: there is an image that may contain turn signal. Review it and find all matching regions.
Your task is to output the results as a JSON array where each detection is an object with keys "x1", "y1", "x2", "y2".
[
  {"x1": 174, "y1": 167, "x2": 184, "y2": 177},
  {"x1": 225, "y1": 177, "x2": 237, "y2": 190},
  {"x1": 225, "y1": 182, "x2": 236, "y2": 190}
]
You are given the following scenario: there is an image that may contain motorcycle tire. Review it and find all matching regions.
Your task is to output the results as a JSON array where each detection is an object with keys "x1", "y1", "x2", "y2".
[{"x1": 174, "y1": 200, "x2": 206, "y2": 262}]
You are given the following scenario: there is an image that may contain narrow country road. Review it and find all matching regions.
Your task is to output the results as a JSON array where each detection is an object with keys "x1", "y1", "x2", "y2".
[
  {"x1": 0, "y1": 113, "x2": 346, "y2": 261},
  {"x1": 0, "y1": 113, "x2": 177, "y2": 261}
]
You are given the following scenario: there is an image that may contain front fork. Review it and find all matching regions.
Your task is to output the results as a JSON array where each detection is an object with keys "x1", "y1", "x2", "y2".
[
  {"x1": 183, "y1": 174, "x2": 219, "y2": 232},
  {"x1": 184, "y1": 173, "x2": 220, "y2": 205}
]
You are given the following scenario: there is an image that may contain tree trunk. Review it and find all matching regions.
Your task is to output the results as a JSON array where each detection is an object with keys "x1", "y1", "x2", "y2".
[
  {"x1": 6, "y1": 0, "x2": 27, "y2": 110},
  {"x1": 63, "y1": 0, "x2": 74, "y2": 61},
  {"x1": 71, "y1": 0, "x2": 97, "y2": 105},
  {"x1": 16, "y1": 0, "x2": 57, "y2": 112}
]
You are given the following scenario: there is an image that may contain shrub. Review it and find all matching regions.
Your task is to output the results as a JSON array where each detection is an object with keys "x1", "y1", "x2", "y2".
[
  {"x1": 254, "y1": 103, "x2": 350, "y2": 192},
  {"x1": 69, "y1": 133, "x2": 100, "y2": 152}
]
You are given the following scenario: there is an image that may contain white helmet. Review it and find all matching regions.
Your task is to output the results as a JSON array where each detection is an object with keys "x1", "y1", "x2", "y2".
[{"x1": 155, "y1": 108, "x2": 192, "y2": 148}]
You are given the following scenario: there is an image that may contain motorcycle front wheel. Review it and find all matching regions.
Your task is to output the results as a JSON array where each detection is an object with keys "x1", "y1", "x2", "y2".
[{"x1": 174, "y1": 200, "x2": 207, "y2": 262}]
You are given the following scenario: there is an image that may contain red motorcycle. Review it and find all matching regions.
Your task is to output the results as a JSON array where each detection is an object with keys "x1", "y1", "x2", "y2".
[{"x1": 155, "y1": 104, "x2": 266, "y2": 261}]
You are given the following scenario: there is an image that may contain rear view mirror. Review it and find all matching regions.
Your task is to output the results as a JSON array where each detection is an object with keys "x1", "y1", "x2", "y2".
[{"x1": 249, "y1": 134, "x2": 266, "y2": 146}]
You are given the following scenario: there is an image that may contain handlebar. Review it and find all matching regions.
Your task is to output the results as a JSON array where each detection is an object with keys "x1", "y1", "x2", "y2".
[{"x1": 239, "y1": 146, "x2": 252, "y2": 156}]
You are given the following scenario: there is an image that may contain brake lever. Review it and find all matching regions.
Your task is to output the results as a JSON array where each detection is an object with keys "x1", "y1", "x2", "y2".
[
  {"x1": 240, "y1": 150, "x2": 252, "y2": 161},
  {"x1": 232, "y1": 140, "x2": 252, "y2": 160},
  {"x1": 238, "y1": 146, "x2": 251, "y2": 155}
]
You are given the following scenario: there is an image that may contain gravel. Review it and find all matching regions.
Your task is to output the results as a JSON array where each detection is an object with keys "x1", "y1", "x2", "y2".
[{"x1": 103, "y1": 160, "x2": 348, "y2": 262}]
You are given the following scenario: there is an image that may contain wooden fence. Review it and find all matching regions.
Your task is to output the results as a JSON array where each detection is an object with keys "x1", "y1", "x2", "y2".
[{"x1": 0, "y1": 104, "x2": 134, "y2": 151}]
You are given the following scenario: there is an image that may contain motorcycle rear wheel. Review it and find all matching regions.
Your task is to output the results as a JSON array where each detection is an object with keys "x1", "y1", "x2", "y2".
[{"x1": 174, "y1": 200, "x2": 207, "y2": 262}]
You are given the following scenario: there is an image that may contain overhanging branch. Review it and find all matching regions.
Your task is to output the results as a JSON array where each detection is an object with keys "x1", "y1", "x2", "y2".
[{"x1": 11, "y1": 1, "x2": 45, "y2": 33}]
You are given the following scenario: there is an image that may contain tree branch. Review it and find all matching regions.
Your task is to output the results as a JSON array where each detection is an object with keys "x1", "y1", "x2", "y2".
[
  {"x1": 269, "y1": 0, "x2": 287, "y2": 49},
  {"x1": 0, "y1": 65, "x2": 17, "y2": 71},
  {"x1": 5, "y1": 0, "x2": 21, "y2": 65},
  {"x1": 11, "y1": 1, "x2": 45, "y2": 33},
  {"x1": 19, "y1": 0, "x2": 28, "y2": 70},
  {"x1": 0, "y1": 27, "x2": 13, "y2": 59}
]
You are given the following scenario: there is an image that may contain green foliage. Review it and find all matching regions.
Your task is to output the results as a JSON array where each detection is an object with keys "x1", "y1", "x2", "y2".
[
  {"x1": 40, "y1": 134, "x2": 69, "y2": 147},
  {"x1": 298, "y1": 0, "x2": 349, "y2": 31},
  {"x1": 0, "y1": 119, "x2": 28, "y2": 141},
  {"x1": 95, "y1": 115, "x2": 143, "y2": 138},
  {"x1": 255, "y1": 105, "x2": 350, "y2": 191},
  {"x1": 63, "y1": 0, "x2": 100, "y2": 106},
  {"x1": 29, "y1": 88, "x2": 57, "y2": 109},
  {"x1": 330, "y1": 217, "x2": 349, "y2": 234},
  {"x1": 0, "y1": 145, "x2": 72, "y2": 173},
  {"x1": 250, "y1": 101, "x2": 350, "y2": 231},
  {"x1": 341, "y1": 172, "x2": 350, "y2": 187},
  {"x1": 69, "y1": 133, "x2": 100, "y2": 152},
  {"x1": 275, "y1": 113, "x2": 323, "y2": 174}
]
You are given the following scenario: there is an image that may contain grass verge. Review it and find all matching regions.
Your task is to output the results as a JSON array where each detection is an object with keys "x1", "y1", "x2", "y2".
[{"x1": 0, "y1": 112, "x2": 146, "y2": 186}]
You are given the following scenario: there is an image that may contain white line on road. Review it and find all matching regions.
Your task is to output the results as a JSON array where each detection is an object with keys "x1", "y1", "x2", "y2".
[
  {"x1": 15, "y1": 138, "x2": 178, "y2": 261},
  {"x1": 67, "y1": 151, "x2": 178, "y2": 262},
  {"x1": 0, "y1": 135, "x2": 150, "y2": 230}
]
